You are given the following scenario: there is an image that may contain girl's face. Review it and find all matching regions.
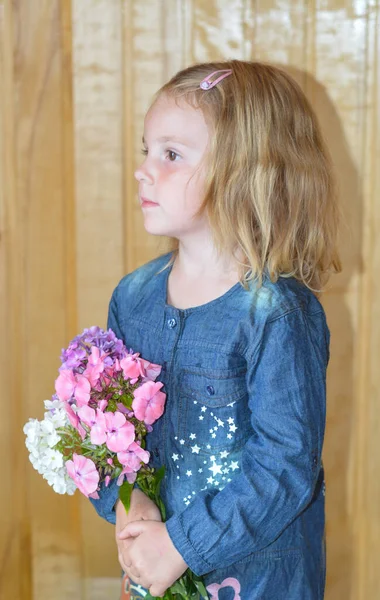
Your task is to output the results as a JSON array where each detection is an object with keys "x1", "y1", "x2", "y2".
[{"x1": 134, "y1": 93, "x2": 210, "y2": 240}]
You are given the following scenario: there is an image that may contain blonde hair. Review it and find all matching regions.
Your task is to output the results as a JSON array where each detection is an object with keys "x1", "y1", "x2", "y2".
[{"x1": 155, "y1": 60, "x2": 342, "y2": 295}]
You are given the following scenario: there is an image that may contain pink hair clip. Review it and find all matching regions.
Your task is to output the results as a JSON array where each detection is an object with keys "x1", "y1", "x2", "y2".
[{"x1": 199, "y1": 69, "x2": 232, "y2": 90}]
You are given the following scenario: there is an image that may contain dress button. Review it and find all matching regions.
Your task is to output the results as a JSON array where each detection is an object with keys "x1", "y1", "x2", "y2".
[
  {"x1": 206, "y1": 385, "x2": 215, "y2": 396},
  {"x1": 167, "y1": 318, "x2": 177, "y2": 329}
]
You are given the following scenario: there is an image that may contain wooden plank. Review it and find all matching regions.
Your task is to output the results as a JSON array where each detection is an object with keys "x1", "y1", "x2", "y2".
[
  {"x1": 71, "y1": 0, "x2": 125, "y2": 583},
  {"x1": 305, "y1": 2, "x2": 375, "y2": 598},
  {"x1": 0, "y1": 1, "x2": 31, "y2": 598},
  {"x1": 359, "y1": 2, "x2": 379, "y2": 596},
  {"x1": 10, "y1": 0, "x2": 82, "y2": 596}
]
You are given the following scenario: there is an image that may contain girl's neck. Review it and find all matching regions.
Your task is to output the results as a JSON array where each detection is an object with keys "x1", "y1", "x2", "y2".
[
  {"x1": 172, "y1": 240, "x2": 240, "y2": 282},
  {"x1": 166, "y1": 242, "x2": 242, "y2": 310}
]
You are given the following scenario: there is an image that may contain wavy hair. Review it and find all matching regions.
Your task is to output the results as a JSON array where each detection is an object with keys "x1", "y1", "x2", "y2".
[{"x1": 154, "y1": 60, "x2": 342, "y2": 295}]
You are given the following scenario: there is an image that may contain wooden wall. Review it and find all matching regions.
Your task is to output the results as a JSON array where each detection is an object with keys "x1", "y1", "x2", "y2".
[{"x1": 0, "y1": 1, "x2": 378, "y2": 599}]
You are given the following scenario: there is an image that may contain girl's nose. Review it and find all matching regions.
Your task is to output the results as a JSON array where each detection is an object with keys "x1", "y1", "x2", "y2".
[{"x1": 134, "y1": 161, "x2": 154, "y2": 184}]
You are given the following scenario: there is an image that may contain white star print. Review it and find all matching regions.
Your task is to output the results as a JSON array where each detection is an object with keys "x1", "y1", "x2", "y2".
[
  {"x1": 193, "y1": 401, "x2": 198, "y2": 404},
  {"x1": 227, "y1": 402, "x2": 235, "y2": 407},
  {"x1": 191, "y1": 444, "x2": 200, "y2": 454},
  {"x1": 211, "y1": 433, "x2": 216, "y2": 438},
  {"x1": 230, "y1": 461, "x2": 239, "y2": 471},
  {"x1": 180, "y1": 439, "x2": 185, "y2": 444},
  {"x1": 209, "y1": 462, "x2": 223, "y2": 477},
  {"x1": 198, "y1": 468, "x2": 203, "y2": 473},
  {"x1": 172, "y1": 453, "x2": 179, "y2": 461},
  {"x1": 201, "y1": 406, "x2": 207, "y2": 412},
  {"x1": 199, "y1": 415, "x2": 204, "y2": 420},
  {"x1": 189, "y1": 433, "x2": 196, "y2": 440},
  {"x1": 210, "y1": 455, "x2": 216, "y2": 462},
  {"x1": 220, "y1": 450, "x2": 229, "y2": 459},
  {"x1": 229, "y1": 424, "x2": 238, "y2": 433},
  {"x1": 216, "y1": 418, "x2": 224, "y2": 427},
  {"x1": 227, "y1": 417, "x2": 234, "y2": 425},
  {"x1": 206, "y1": 444, "x2": 211, "y2": 449},
  {"x1": 209, "y1": 429, "x2": 214, "y2": 434},
  {"x1": 186, "y1": 470, "x2": 192, "y2": 477},
  {"x1": 227, "y1": 433, "x2": 232, "y2": 439},
  {"x1": 207, "y1": 476, "x2": 214, "y2": 485}
]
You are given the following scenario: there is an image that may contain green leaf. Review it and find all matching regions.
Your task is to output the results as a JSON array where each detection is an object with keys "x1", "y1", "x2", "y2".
[
  {"x1": 155, "y1": 464, "x2": 166, "y2": 484},
  {"x1": 193, "y1": 578, "x2": 208, "y2": 598},
  {"x1": 118, "y1": 480, "x2": 134, "y2": 514}
]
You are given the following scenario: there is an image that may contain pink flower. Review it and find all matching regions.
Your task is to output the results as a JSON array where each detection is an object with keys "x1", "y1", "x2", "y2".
[
  {"x1": 132, "y1": 381, "x2": 166, "y2": 425},
  {"x1": 117, "y1": 470, "x2": 137, "y2": 486},
  {"x1": 63, "y1": 401, "x2": 86, "y2": 440},
  {"x1": 140, "y1": 358, "x2": 162, "y2": 381},
  {"x1": 55, "y1": 369, "x2": 91, "y2": 406},
  {"x1": 117, "y1": 441, "x2": 150, "y2": 472},
  {"x1": 104, "y1": 411, "x2": 135, "y2": 452},
  {"x1": 66, "y1": 454, "x2": 99, "y2": 497},
  {"x1": 77, "y1": 406, "x2": 107, "y2": 445},
  {"x1": 83, "y1": 346, "x2": 105, "y2": 386},
  {"x1": 207, "y1": 578, "x2": 241, "y2": 600},
  {"x1": 120, "y1": 353, "x2": 145, "y2": 382}
]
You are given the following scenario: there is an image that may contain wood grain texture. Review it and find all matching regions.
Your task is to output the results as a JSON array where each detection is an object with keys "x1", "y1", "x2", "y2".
[
  {"x1": 0, "y1": 0, "x2": 378, "y2": 598},
  {"x1": 0, "y1": 1, "x2": 31, "y2": 598}
]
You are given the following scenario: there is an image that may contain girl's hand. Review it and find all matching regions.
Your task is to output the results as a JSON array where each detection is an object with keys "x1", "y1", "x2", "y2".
[
  {"x1": 118, "y1": 520, "x2": 188, "y2": 597},
  {"x1": 115, "y1": 489, "x2": 162, "y2": 574}
]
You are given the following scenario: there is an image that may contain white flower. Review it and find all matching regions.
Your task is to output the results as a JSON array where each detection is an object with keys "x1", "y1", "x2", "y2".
[
  {"x1": 24, "y1": 411, "x2": 78, "y2": 496},
  {"x1": 40, "y1": 419, "x2": 61, "y2": 448},
  {"x1": 23, "y1": 419, "x2": 41, "y2": 443},
  {"x1": 40, "y1": 449, "x2": 64, "y2": 470},
  {"x1": 44, "y1": 400, "x2": 68, "y2": 428},
  {"x1": 44, "y1": 468, "x2": 76, "y2": 495}
]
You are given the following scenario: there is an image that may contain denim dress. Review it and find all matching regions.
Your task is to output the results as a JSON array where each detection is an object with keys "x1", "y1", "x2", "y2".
[{"x1": 90, "y1": 251, "x2": 328, "y2": 600}]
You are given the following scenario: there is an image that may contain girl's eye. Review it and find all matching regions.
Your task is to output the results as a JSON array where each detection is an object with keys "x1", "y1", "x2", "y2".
[
  {"x1": 166, "y1": 150, "x2": 179, "y2": 162},
  {"x1": 141, "y1": 148, "x2": 148, "y2": 156}
]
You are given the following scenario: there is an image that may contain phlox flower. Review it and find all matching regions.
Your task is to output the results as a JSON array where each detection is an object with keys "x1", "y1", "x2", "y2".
[
  {"x1": 66, "y1": 453, "x2": 99, "y2": 497},
  {"x1": 55, "y1": 369, "x2": 91, "y2": 406},
  {"x1": 139, "y1": 358, "x2": 162, "y2": 382},
  {"x1": 78, "y1": 406, "x2": 107, "y2": 445},
  {"x1": 83, "y1": 346, "x2": 106, "y2": 386},
  {"x1": 40, "y1": 419, "x2": 61, "y2": 448},
  {"x1": 63, "y1": 401, "x2": 86, "y2": 440},
  {"x1": 117, "y1": 441, "x2": 150, "y2": 473},
  {"x1": 104, "y1": 411, "x2": 135, "y2": 452},
  {"x1": 40, "y1": 448, "x2": 64, "y2": 470},
  {"x1": 120, "y1": 353, "x2": 146, "y2": 383},
  {"x1": 132, "y1": 380, "x2": 165, "y2": 425}
]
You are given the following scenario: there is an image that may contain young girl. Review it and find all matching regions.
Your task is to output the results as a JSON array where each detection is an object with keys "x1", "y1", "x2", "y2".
[{"x1": 90, "y1": 60, "x2": 341, "y2": 599}]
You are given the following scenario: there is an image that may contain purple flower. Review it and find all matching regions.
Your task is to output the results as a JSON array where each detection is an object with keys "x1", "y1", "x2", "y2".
[{"x1": 59, "y1": 327, "x2": 128, "y2": 374}]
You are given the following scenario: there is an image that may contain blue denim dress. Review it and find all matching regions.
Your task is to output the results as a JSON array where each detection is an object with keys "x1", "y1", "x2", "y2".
[{"x1": 90, "y1": 251, "x2": 328, "y2": 599}]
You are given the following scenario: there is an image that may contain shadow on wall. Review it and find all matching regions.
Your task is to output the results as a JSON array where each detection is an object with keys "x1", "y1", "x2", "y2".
[{"x1": 285, "y1": 66, "x2": 361, "y2": 600}]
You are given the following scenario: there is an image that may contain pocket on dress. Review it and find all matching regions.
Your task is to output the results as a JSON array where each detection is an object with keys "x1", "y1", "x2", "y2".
[{"x1": 178, "y1": 368, "x2": 251, "y2": 452}]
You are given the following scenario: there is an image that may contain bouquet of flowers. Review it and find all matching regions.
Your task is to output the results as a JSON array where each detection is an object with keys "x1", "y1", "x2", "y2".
[{"x1": 24, "y1": 326, "x2": 207, "y2": 600}]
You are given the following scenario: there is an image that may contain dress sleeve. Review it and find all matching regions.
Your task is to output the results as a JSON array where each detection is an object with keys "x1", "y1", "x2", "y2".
[
  {"x1": 165, "y1": 307, "x2": 329, "y2": 575},
  {"x1": 89, "y1": 288, "x2": 122, "y2": 524}
]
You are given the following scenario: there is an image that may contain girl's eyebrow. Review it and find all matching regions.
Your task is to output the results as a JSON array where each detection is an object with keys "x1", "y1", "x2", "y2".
[{"x1": 142, "y1": 135, "x2": 191, "y2": 147}]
